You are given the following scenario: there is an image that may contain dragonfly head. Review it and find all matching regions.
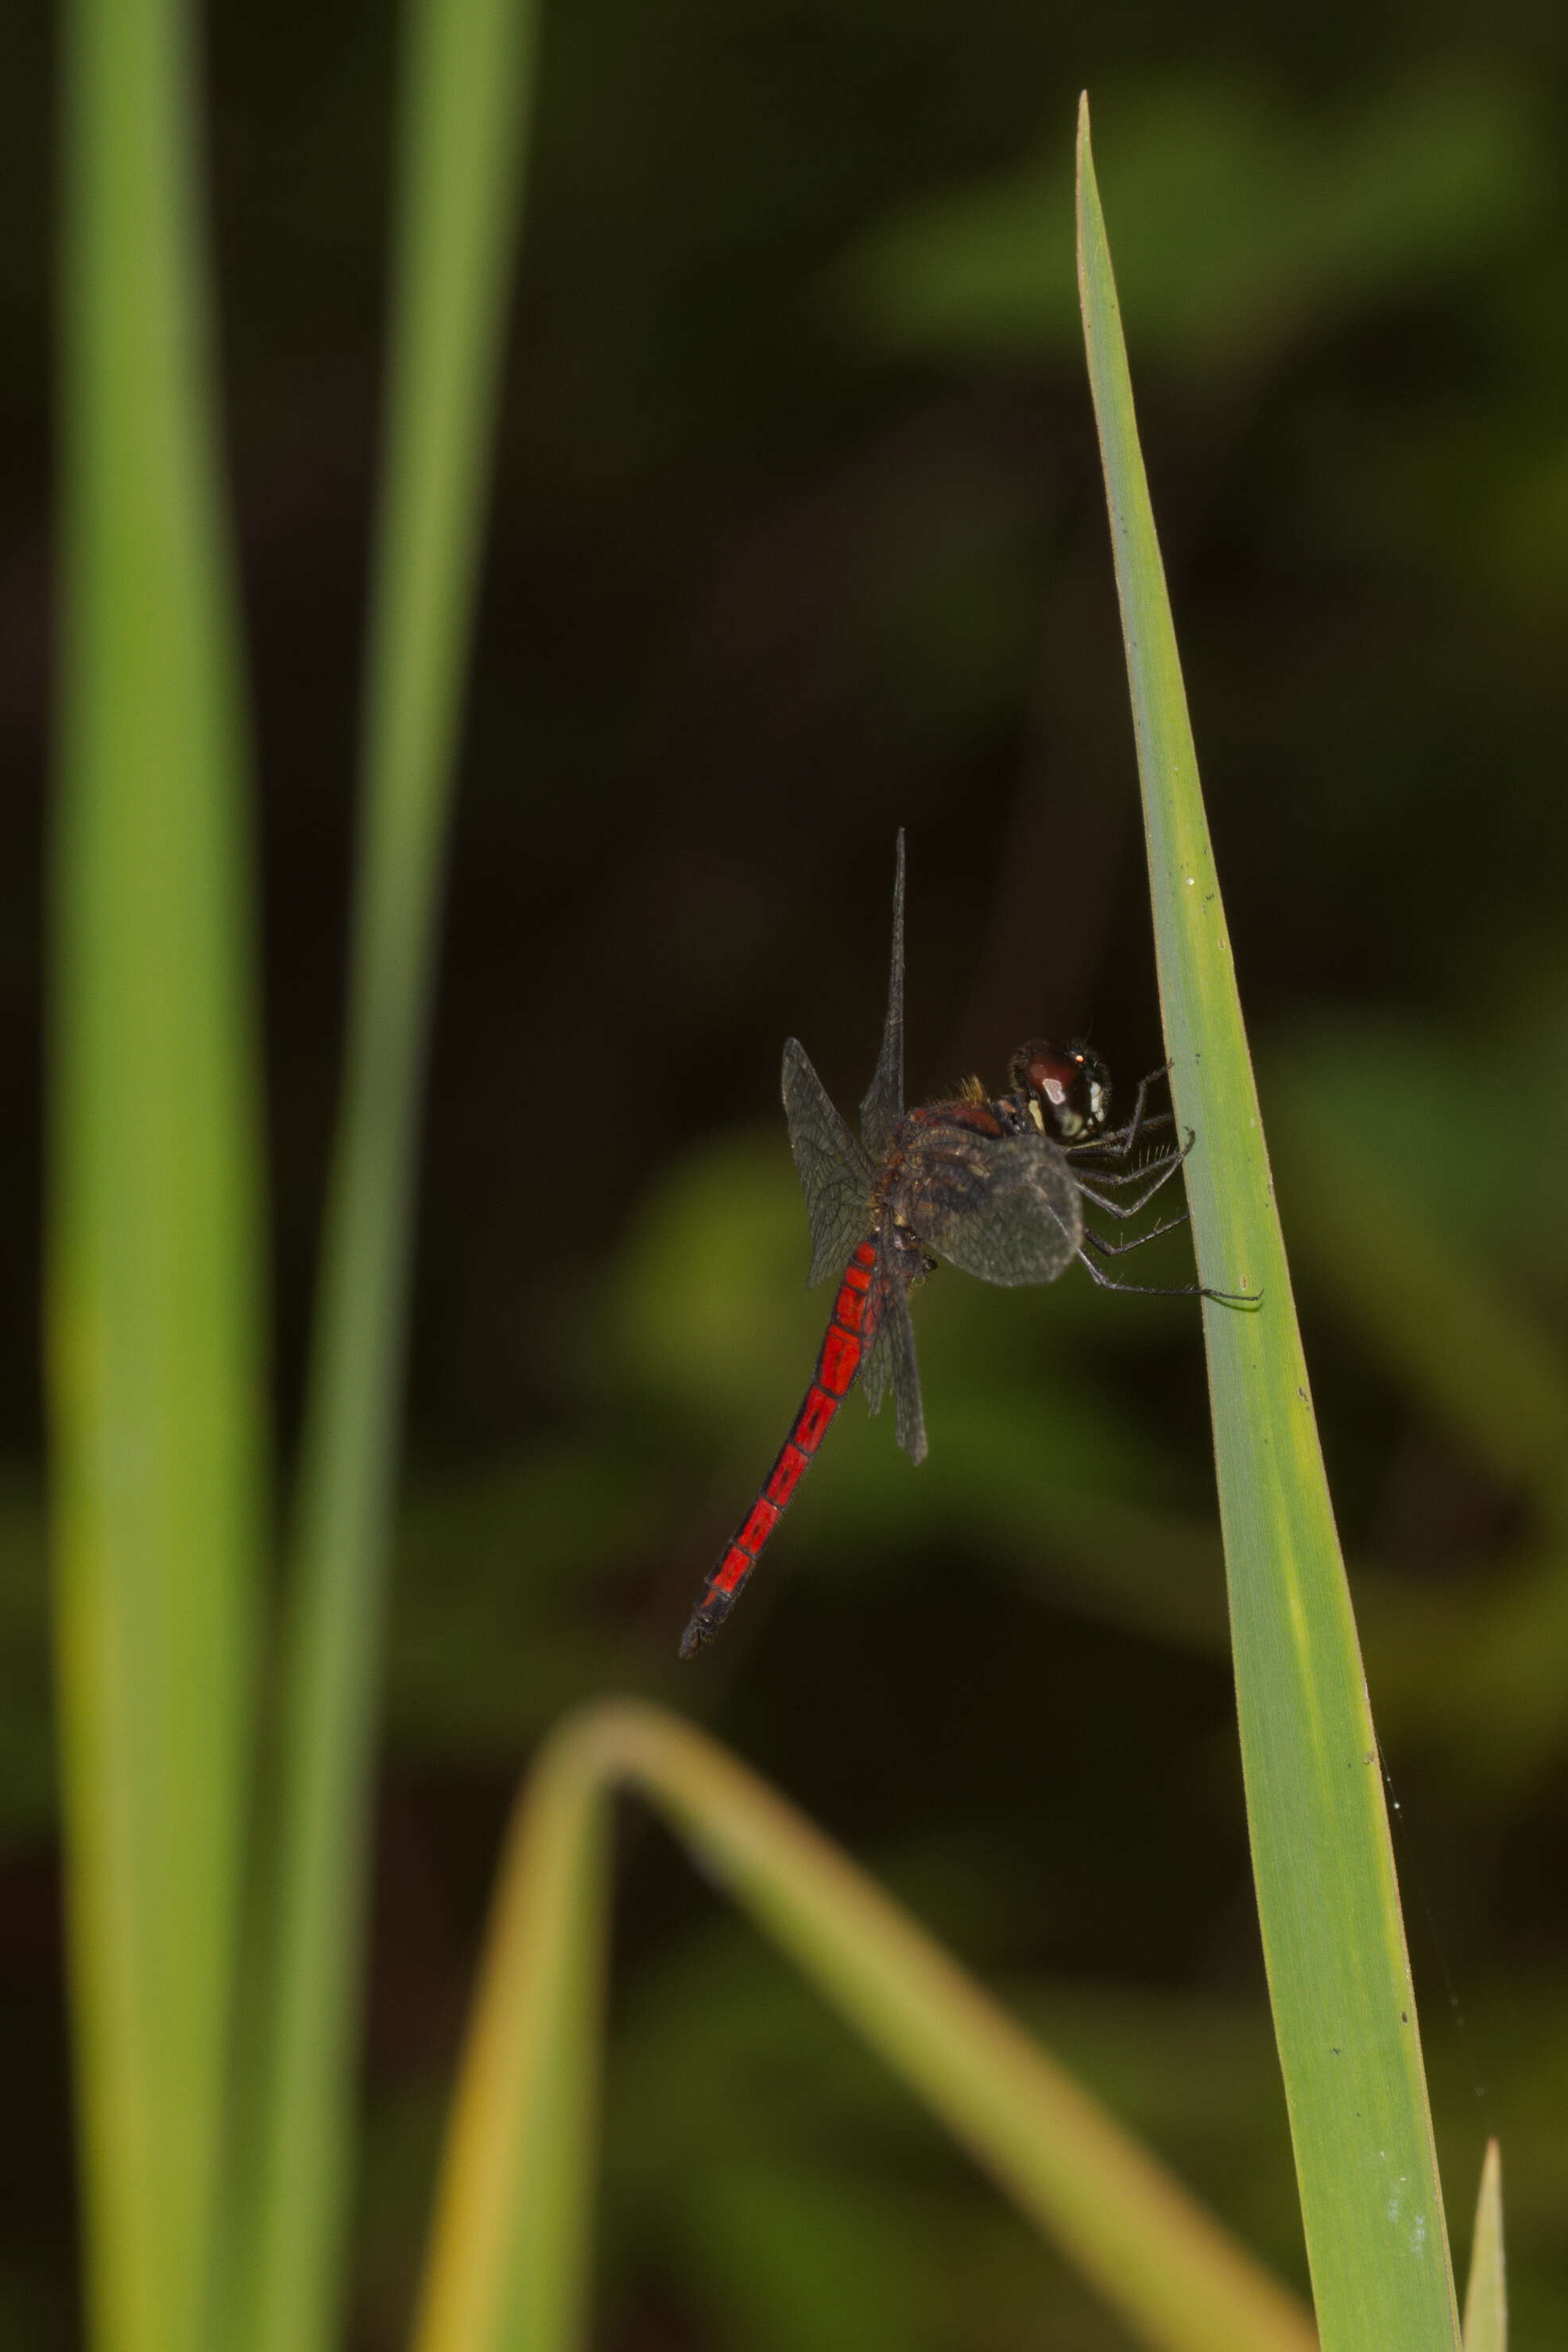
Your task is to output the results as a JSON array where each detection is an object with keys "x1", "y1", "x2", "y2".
[{"x1": 1009, "y1": 1040, "x2": 1111, "y2": 1143}]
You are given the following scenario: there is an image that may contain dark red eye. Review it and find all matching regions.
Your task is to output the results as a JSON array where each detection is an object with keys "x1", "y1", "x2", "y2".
[
  {"x1": 1021, "y1": 1048, "x2": 1078, "y2": 1110},
  {"x1": 1007, "y1": 1036, "x2": 1110, "y2": 1143}
]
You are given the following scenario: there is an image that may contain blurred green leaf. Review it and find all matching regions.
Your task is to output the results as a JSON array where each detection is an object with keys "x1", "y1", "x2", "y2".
[
  {"x1": 602, "y1": 1916, "x2": 1568, "y2": 2352},
  {"x1": 385, "y1": 1451, "x2": 672, "y2": 1757},
  {"x1": 233, "y1": 0, "x2": 541, "y2": 2344},
  {"x1": 843, "y1": 76, "x2": 1547, "y2": 380},
  {"x1": 602, "y1": 1136, "x2": 820, "y2": 1432},
  {"x1": 1268, "y1": 1011, "x2": 1568, "y2": 1306},
  {"x1": 1266, "y1": 1021, "x2": 1568, "y2": 1782},
  {"x1": 52, "y1": 1, "x2": 268, "y2": 2347},
  {"x1": 609, "y1": 1924, "x2": 1311, "y2": 2304},
  {"x1": 674, "y1": 2162, "x2": 939, "y2": 2352},
  {"x1": 1268, "y1": 1036, "x2": 1568, "y2": 1537}
]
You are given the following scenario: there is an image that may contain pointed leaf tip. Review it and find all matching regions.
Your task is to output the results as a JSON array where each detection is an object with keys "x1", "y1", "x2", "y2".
[{"x1": 1462, "y1": 2138, "x2": 1505, "y2": 2352}]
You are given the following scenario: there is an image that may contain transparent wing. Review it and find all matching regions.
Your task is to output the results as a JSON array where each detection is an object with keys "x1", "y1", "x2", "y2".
[
  {"x1": 782, "y1": 1037, "x2": 875, "y2": 1287},
  {"x1": 861, "y1": 1240, "x2": 927, "y2": 1464},
  {"x1": 909, "y1": 1133, "x2": 1082, "y2": 1287},
  {"x1": 858, "y1": 829, "x2": 905, "y2": 1162}
]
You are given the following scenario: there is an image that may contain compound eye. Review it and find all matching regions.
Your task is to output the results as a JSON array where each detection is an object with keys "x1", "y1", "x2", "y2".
[
  {"x1": 1024, "y1": 1049, "x2": 1077, "y2": 1110},
  {"x1": 1012, "y1": 1040, "x2": 1094, "y2": 1140}
]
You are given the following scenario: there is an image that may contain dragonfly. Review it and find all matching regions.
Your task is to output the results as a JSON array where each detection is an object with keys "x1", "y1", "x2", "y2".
[{"x1": 680, "y1": 832, "x2": 1239, "y2": 1657}]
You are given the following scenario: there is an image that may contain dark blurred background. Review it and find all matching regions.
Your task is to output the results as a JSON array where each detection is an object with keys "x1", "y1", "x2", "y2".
[{"x1": 6, "y1": 2, "x2": 1568, "y2": 2345}]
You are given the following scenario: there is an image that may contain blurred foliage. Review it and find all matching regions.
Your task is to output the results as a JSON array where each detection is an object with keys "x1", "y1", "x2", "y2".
[
  {"x1": 842, "y1": 77, "x2": 1552, "y2": 377},
  {"x1": 10, "y1": 0, "x2": 1568, "y2": 2342}
]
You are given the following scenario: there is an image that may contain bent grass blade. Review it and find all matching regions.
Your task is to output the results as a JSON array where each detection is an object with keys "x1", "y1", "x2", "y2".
[
  {"x1": 414, "y1": 1700, "x2": 1315, "y2": 2352},
  {"x1": 1076, "y1": 91, "x2": 1458, "y2": 2352}
]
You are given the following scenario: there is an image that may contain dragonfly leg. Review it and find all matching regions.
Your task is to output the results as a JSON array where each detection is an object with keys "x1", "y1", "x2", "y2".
[
  {"x1": 1072, "y1": 1064, "x2": 1174, "y2": 1160},
  {"x1": 1074, "y1": 1132, "x2": 1194, "y2": 1220},
  {"x1": 1070, "y1": 1110, "x2": 1176, "y2": 1163},
  {"x1": 1062, "y1": 1142, "x2": 1184, "y2": 1189},
  {"x1": 1077, "y1": 1232, "x2": 1257, "y2": 1305},
  {"x1": 1081, "y1": 1209, "x2": 1190, "y2": 1256}
]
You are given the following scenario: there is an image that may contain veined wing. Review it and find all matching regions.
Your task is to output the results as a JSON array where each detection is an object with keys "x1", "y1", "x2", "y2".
[
  {"x1": 858, "y1": 829, "x2": 905, "y2": 1162},
  {"x1": 861, "y1": 1237, "x2": 927, "y2": 1464},
  {"x1": 782, "y1": 1037, "x2": 875, "y2": 1287},
  {"x1": 908, "y1": 1130, "x2": 1082, "y2": 1287}
]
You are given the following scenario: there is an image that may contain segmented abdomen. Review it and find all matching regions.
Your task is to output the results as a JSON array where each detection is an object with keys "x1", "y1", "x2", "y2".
[{"x1": 679, "y1": 1238, "x2": 877, "y2": 1655}]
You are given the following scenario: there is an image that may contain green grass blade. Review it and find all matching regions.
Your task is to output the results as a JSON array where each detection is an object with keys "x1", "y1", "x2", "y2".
[
  {"x1": 1075, "y1": 95, "x2": 1458, "y2": 2351},
  {"x1": 234, "y1": 1, "x2": 541, "y2": 2346},
  {"x1": 52, "y1": 0, "x2": 266, "y2": 2345},
  {"x1": 415, "y1": 1701, "x2": 1315, "y2": 2352},
  {"x1": 1461, "y1": 2141, "x2": 1504, "y2": 2352}
]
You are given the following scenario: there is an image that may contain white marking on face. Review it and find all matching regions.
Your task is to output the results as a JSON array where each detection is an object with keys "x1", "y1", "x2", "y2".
[
  {"x1": 1089, "y1": 1080, "x2": 1106, "y2": 1124},
  {"x1": 1027, "y1": 1096, "x2": 1044, "y2": 1132}
]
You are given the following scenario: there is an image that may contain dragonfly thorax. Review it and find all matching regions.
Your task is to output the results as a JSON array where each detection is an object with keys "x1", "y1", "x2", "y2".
[{"x1": 1008, "y1": 1039, "x2": 1112, "y2": 1145}]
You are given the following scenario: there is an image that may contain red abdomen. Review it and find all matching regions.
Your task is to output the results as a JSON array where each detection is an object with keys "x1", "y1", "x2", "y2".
[{"x1": 679, "y1": 1239, "x2": 877, "y2": 1655}]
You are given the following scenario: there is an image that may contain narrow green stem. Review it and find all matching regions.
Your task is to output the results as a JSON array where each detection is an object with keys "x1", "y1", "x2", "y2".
[{"x1": 233, "y1": 1, "x2": 540, "y2": 2345}]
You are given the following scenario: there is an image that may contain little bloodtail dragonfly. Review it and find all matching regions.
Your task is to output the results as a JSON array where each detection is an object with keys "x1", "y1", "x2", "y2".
[{"x1": 680, "y1": 832, "x2": 1237, "y2": 1657}]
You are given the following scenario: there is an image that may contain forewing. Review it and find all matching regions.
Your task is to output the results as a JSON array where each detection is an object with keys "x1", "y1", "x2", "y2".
[
  {"x1": 861, "y1": 1240, "x2": 927, "y2": 1464},
  {"x1": 914, "y1": 1133, "x2": 1082, "y2": 1287},
  {"x1": 858, "y1": 830, "x2": 905, "y2": 1161},
  {"x1": 782, "y1": 1037, "x2": 875, "y2": 1286}
]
